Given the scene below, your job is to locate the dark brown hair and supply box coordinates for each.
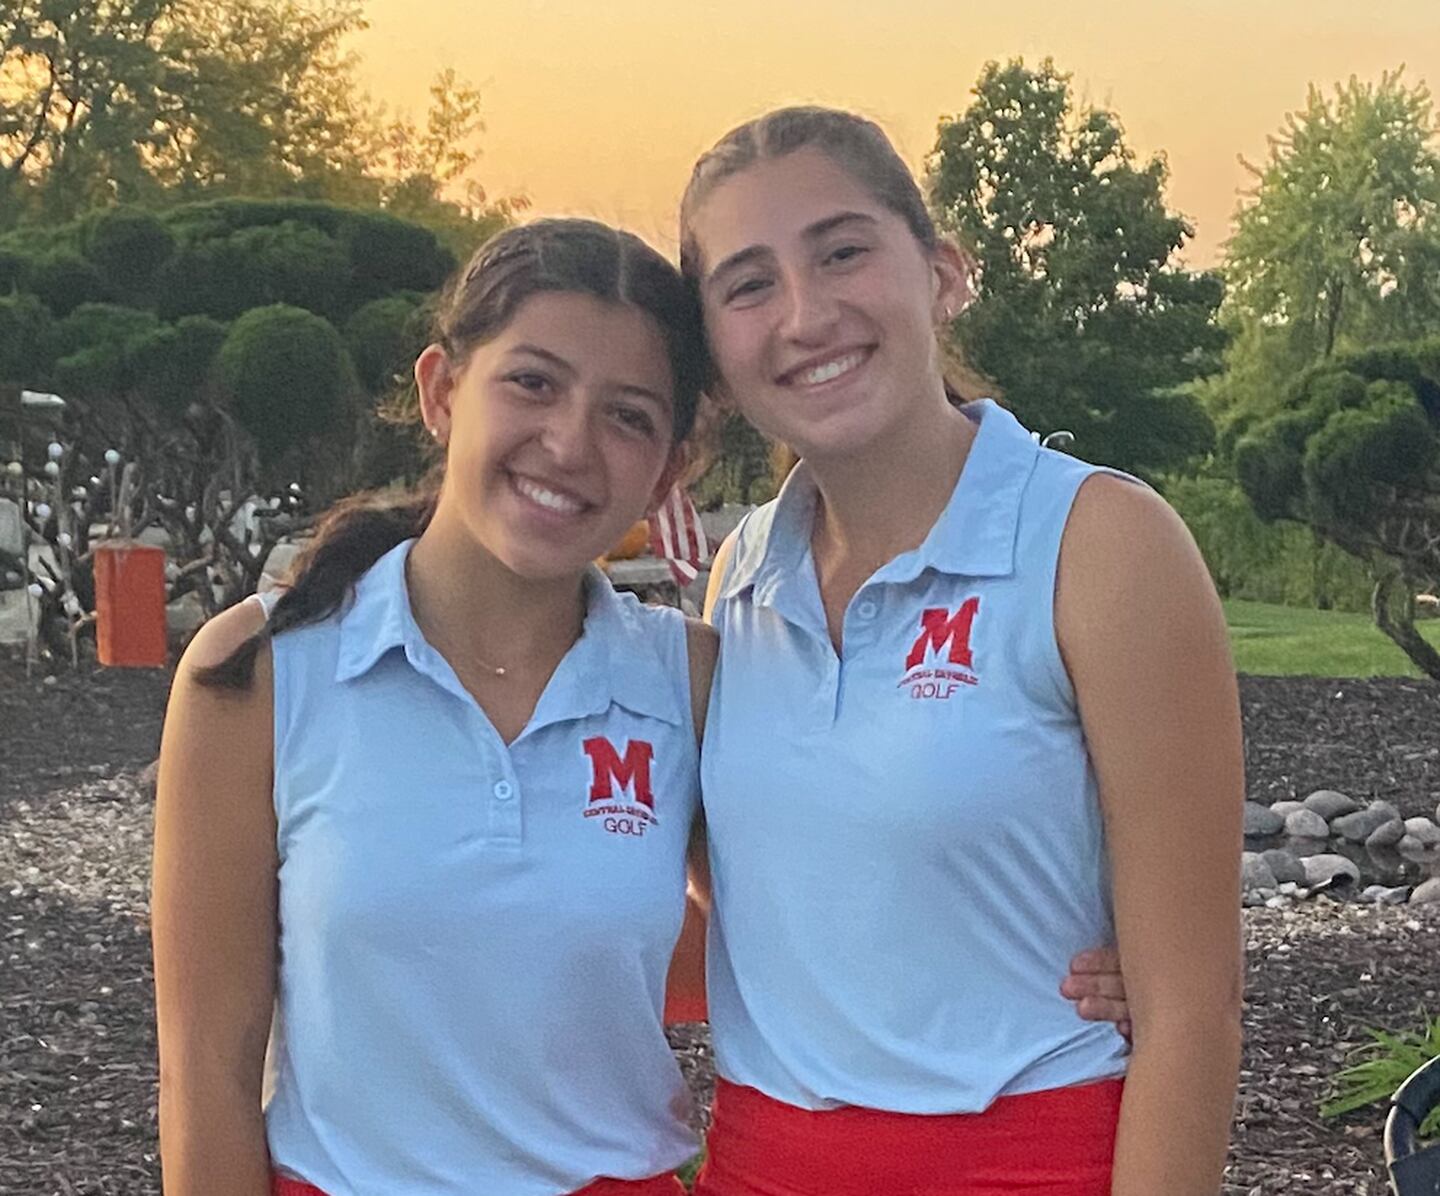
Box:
[678,105,993,406]
[197,218,708,688]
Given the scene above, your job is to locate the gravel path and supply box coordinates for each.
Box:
[3,658,1439,1194]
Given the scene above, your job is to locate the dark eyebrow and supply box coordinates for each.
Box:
[805,211,879,240]
[507,344,670,409]
[705,245,771,289]
[507,344,576,375]
[615,381,671,409]
[705,211,880,288]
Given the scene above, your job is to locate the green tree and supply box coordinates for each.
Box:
[22,249,106,316]
[0,0,379,225]
[0,292,54,381]
[0,0,171,223]
[928,58,1224,478]
[129,314,228,414]
[80,206,177,302]
[1233,339,1440,677]
[1223,70,1440,415]
[1,3,518,254]
[0,196,454,653]
[217,303,354,468]
[373,69,521,257]
[690,410,780,509]
[344,294,428,396]
[148,0,376,201]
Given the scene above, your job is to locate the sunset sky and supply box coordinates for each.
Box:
[351,0,1440,267]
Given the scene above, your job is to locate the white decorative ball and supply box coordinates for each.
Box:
[47,442,64,460]
[104,449,121,466]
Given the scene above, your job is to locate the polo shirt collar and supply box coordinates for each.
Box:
[719,398,1039,605]
[335,539,684,728]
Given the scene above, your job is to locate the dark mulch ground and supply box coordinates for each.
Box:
[2,655,1438,1195]
[0,655,169,804]
[1240,675,1440,818]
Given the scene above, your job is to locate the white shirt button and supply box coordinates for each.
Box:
[857,600,878,619]
[493,780,514,801]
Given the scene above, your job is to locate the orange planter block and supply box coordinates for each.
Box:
[94,542,168,668]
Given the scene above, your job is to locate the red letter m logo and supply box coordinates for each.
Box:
[582,738,655,809]
[904,599,981,671]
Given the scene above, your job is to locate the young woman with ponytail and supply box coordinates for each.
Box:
[683,107,1243,1195]
[152,219,713,1196]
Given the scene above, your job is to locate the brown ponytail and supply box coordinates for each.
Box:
[192,487,439,689]
[195,218,708,689]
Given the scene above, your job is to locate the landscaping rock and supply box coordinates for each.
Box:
[1369,800,1402,824]
[1261,849,1307,886]
[1243,802,1285,837]
[1332,806,1397,843]
[1365,818,1407,850]
[1302,789,1359,820]
[1269,800,1306,819]
[1300,853,1361,887]
[165,590,206,638]
[1399,834,1427,855]
[1410,877,1440,905]
[0,498,21,558]
[1403,817,1440,847]
[1242,852,1278,893]
[1361,884,1412,905]
[1284,808,1330,838]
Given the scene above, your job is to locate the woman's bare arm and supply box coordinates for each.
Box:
[152,604,279,1195]
[1058,475,1244,1195]
[664,617,718,1025]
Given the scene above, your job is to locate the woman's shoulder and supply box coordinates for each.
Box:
[1064,472,1186,562]
[178,598,270,677]
[1057,473,1217,644]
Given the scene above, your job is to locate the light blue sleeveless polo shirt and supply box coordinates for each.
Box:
[263,540,699,1194]
[700,399,1131,1114]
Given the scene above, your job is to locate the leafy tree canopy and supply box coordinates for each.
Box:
[928,58,1225,477]
[1234,337,1440,676]
[217,302,354,465]
[0,1,516,249]
[1217,70,1440,421]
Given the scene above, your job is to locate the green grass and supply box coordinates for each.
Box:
[1224,599,1440,678]
[677,1152,703,1186]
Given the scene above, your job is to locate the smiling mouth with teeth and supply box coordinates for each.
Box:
[789,350,869,387]
[511,473,590,516]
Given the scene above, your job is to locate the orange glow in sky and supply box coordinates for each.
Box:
[351,0,1440,267]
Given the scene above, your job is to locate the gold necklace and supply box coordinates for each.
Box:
[466,652,507,679]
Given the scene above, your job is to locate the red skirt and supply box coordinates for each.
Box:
[273,1172,685,1196]
[692,1076,1123,1196]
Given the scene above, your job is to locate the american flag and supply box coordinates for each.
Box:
[648,485,709,587]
